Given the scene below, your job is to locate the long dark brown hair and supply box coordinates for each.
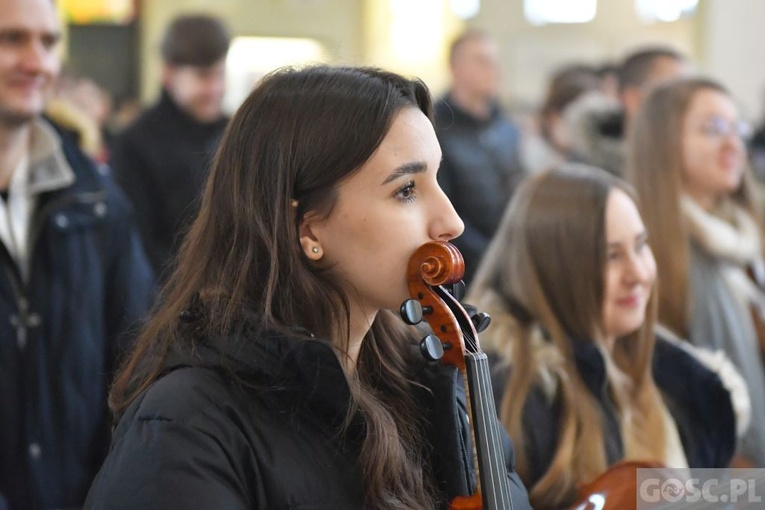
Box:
[468,164,665,509]
[111,66,439,509]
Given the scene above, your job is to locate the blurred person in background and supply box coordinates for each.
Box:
[0,0,154,508]
[619,47,691,125]
[467,164,745,509]
[596,62,620,101]
[434,30,526,286]
[46,67,113,165]
[746,85,765,182]
[112,14,230,282]
[627,77,765,467]
[563,46,691,175]
[523,63,601,173]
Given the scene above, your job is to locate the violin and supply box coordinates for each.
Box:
[569,460,664,510]
[401,241,515,510]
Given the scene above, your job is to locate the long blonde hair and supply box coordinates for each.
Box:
[468,164,666,509]
[626,77,763,336]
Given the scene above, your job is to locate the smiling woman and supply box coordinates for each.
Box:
[83,65,532,510]
[627,77,765,468]
[466,163,741,509]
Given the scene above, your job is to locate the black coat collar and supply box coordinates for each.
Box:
[164,327,358,434]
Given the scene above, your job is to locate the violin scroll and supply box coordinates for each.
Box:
[404,242,471,368]
[409,242,465,288]
[403,241,515,510]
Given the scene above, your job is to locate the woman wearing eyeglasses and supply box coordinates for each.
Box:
[627,77,765,466]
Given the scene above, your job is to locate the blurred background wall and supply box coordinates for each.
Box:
[58,0,765,122]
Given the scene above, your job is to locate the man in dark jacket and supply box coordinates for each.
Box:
[435,31,525,286]
[0,0,154,509]
[111,14,230,280]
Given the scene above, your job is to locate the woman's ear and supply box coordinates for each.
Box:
[299,215,324,260]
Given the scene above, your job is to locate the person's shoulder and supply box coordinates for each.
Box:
[109,366,271,454]
[653,326,745,450]
[488,104,521,133]
[129,367,237,424]
[88,368,257,509]
[652,327,732,405]
[115,100,166,145]
[653,327,724,385]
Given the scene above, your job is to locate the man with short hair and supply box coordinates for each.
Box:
[435,30,525,286]
[112,14,231,281]
[0,0,154,508]
[618,46,691,128]
[563,45,691,175]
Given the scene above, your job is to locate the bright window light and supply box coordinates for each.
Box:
[524,0,597,26]
[224,37,327,114]
[449,0,480,19]
[389,0,444,65]
[635,0,698,23]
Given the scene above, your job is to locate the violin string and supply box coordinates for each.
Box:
[471,354,513,509]
[433,282,513,508]
[482,355,514,509]
[474,355,499,509]
[476,354,514,509]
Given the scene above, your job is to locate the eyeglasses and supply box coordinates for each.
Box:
[697,115,752,140]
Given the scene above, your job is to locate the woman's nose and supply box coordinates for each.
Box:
[625,253,654,285]
[431,188,464,242]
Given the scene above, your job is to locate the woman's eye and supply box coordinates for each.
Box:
[394,181,417,203]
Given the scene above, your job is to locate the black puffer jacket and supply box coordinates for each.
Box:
[85,328,532,509]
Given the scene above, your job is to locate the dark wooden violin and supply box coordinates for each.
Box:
[569,460,665,510]
[400,241,515,510]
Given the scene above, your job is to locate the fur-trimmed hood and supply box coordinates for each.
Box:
[563,91,626,175]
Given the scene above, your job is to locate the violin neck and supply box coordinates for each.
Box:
[465,352,515,510]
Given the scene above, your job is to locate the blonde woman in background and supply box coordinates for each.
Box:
[467,164,744,509]
[627,77,765,467]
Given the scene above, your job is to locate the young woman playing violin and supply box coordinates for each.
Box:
[467,164,747,509]
[84,66,532,509]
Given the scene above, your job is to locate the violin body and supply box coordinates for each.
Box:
[569,460,665,510]
[405,241,515,510]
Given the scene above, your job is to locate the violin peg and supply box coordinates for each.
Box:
[447,280,466,301]
[471,312,491,333]
[419,334,444,361]
[399,299,424,325]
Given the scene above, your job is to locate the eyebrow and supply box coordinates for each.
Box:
[0,28,62,42]
[381,161,427,185]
